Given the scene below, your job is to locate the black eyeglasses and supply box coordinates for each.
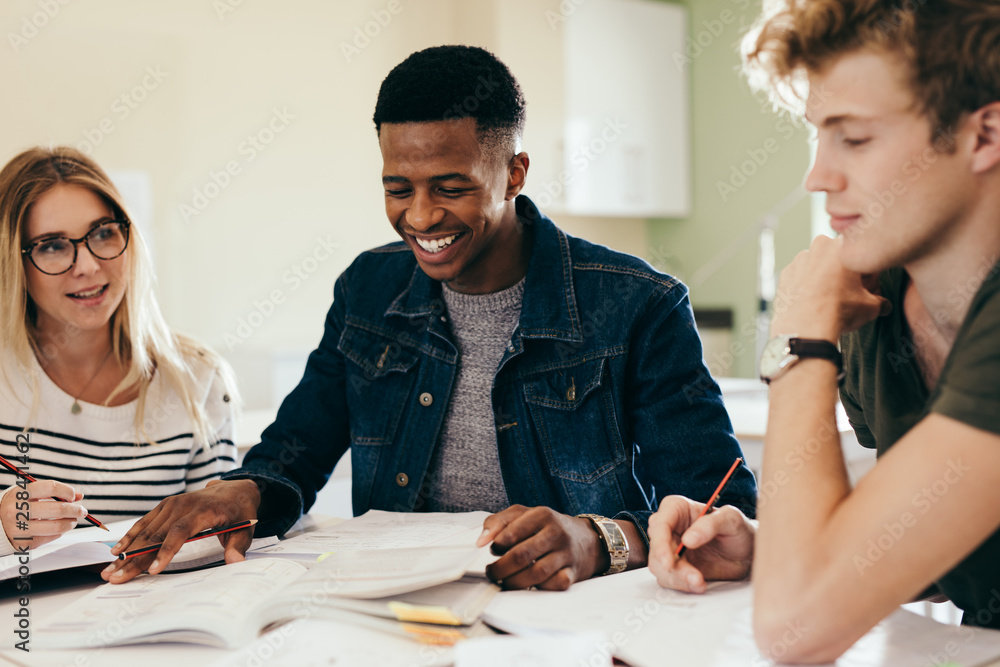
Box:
[21,220,131,276]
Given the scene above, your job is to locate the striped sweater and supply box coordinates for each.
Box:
[0,353,237,555]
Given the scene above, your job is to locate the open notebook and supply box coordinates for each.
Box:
[484,570,1000,667]
[34,547,497,649]
[0,518,279,580]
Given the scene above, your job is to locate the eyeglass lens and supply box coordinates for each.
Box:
[29,221,129,275]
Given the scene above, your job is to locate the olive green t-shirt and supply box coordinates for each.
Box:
[840,262,1000,628]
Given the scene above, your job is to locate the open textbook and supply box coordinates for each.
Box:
[34,547,495,649]
[1,508,492,581]
[34,511,500,649]
[0,519,279,580]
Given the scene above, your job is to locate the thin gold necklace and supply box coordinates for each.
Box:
[67,348,115,415]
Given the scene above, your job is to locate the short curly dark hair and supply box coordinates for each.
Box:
[373,45,527,163]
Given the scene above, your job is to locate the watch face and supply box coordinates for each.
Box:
[759,335,794,380]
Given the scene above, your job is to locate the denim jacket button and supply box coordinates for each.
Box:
[507,343,515,353]
[419,392,433,407]
[396,472,409,487]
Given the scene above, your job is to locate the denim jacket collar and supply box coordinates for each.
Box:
[384,195,584,343]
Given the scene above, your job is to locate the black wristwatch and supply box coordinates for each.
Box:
[759,335,844,384]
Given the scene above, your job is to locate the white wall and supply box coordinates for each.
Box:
[2,0,650,407]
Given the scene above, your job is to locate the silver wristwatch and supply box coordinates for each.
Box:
[759,334,844,385]
[577,514,629,575]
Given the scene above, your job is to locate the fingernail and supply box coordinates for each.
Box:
[687,574,700,589]
[476,529,490,547]
[150,559,160,572]
[113,541,123,551]
[102,563,115,574]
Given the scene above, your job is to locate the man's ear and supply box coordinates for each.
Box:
[970,102,1000,175]
[505,152,530,200]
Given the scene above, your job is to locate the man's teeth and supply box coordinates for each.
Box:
[70,286,105,298]
[416,234,460,253]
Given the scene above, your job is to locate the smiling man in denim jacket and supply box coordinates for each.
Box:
[105,45,756,589]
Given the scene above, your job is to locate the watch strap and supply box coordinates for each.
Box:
[788,338,844,379]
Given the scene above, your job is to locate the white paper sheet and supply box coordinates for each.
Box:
[249,509,489,558]
[455,633,613,667]
[483,568,1000,667]
[208,618,452,667]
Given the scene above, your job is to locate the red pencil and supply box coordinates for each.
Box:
[675,457,744,558]
[118,519,258,560]
[0,452,108,531]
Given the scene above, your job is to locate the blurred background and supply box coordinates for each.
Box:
[2,0,822,410]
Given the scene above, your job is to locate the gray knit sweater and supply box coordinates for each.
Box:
[423,278,525,512]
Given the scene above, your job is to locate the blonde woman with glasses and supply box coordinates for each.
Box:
[0,146,239,554]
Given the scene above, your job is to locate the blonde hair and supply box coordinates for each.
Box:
[742,0,1000,137]
[0,146,239,446]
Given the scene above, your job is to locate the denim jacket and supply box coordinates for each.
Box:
[227,196,757,542]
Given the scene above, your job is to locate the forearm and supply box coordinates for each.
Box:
[755,360,850,608]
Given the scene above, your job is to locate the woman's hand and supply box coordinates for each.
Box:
[0,480,87,549]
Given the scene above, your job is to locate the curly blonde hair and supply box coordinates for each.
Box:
[743,0,1000,138]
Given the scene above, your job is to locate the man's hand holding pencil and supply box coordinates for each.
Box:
[647,495,757,594]
[101,478,261,583]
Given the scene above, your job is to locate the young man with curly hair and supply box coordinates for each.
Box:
[648,0,1000,662]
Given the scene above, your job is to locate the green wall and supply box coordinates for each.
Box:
[648,0,813,378]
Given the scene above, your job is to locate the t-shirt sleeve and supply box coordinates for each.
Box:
[930,280,1000,436]
[839,332,877,449]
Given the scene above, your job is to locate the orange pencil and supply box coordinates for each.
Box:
[0,452,108,531]
[675,457,743,558]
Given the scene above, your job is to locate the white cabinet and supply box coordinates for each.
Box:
[562,0,690,217]
[466,0,690,218]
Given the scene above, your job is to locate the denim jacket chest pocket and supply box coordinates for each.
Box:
[522,355,626,482]
[338,322,420,446]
